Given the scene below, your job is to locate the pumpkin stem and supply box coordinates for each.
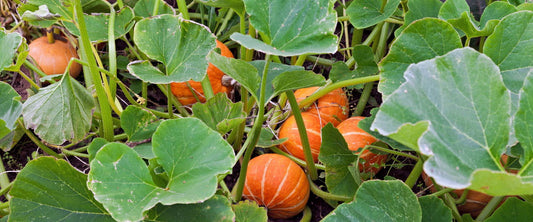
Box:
[46,27,55,44]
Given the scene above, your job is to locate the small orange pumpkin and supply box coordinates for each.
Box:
[170,40,233,106]
[294,87,349,126]
[336,116,388,174]
[243,154,310,219]
[28,36,81,78]
[278,112,326,162]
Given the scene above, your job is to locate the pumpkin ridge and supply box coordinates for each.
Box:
[268,169,307,209]
[260,157,274,205]
[266,160,292,207]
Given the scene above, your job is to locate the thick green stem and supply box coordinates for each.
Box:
[308,175,353,202]
[352,82,374,117]
[177,0,190,20]
[305,55,334,66]
[444,193,464,222]
[23,59,48,79]
[152,0,160,16]
[375,22,391,60]
[286,91,318,180]
[233,55,271,202]
[367,145,419,161]
[17,70,40,89]
[61,149,90,158]
[404,158,423,188]
[157,84,190,116]
[294,54,308,66]
[0,159,11,199]
[74,0,114,141]
[300,206,312,222]
[476,196,505,221]
[428,188,454,197]
[362,23,383,46]
[299,75,380,109]
[107,6,118,98]
[17,119,62,158]
[167,84,174,118]
[270,146,326,171]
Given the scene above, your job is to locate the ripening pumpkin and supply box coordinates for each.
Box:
[170,40,233,106]
[28,36,82,78]
[278,112,326,162]
[243,154,310,219]
[336,116,388,174]
[294,87,349,126]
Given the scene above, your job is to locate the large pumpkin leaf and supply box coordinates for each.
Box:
[192,93,246,134]
[127,15,216,84]
[0,29,27,72]
[230,0,337,56]
[371,48,516,194]
[232,200,268,222]
[394,0,443,36]
[515,71,533,179]
[145,195,235,222]
[197,0,244,16]
[419,196,453,222]
[22,75,95,145]
[63,6,135,42]
[318,124,359,198]
[378,18,462,98]
[0,82,22,140]
[479,1,517,29]
[250,60,306,103]
[484,11,533,94]
[88,118,234,221]
[134,0,175,17]
[346,0,401,29]
[120,105,161,142]
[485,197,533,222]
[9,157,114,221]
[322,180,421,221]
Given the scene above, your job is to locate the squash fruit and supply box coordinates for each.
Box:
[28,36,81,78]
[170,40,233,106]
[294,87,349,126]
[277,112,326,162]
[243,154,310,219]
[336,116,388,174]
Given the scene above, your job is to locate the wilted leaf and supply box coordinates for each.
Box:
[22,75,95,145]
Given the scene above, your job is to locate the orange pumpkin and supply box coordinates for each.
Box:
[170,40,233,105]
[243,154,310,219]
[336,116,388,174]
[278,112,326,162]
[28,36,81,78]
[294,87,349,126]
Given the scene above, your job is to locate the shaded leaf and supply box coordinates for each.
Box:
[0,82,22,139]
[272,70,325,95]
[10,157,114,221]
[0,29,26,72]
[233,200,268,222]
[88,118,234,221]
[192,93,246,134]
[134,0,175,17]
[22,75,95,145]
[378,18,462,98]
[21,5,60,28]
[63,6,135,42]
[128,15,216,84]
[322,180,421,221]
[485,197,533,222]
[197,0,244,16]
[145,195,234,222]
[395,0,443,36]
[250,60,304,104]
[318,124,359,198]
[87,137,109,163]
[330,45,377,89]
[372,48,513,193]
[358,108,413,151]
[121,105,160,142]
[480,1,517,28]
[347,0,401,29]
[256,128,286,148]
[419,196,453,222]
[231,0,337,56]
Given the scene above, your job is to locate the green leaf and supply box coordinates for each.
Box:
[22,75,95,145]
[21,5,60,28]
[63,6,135,42]
[0,82,22,139]
[485,197,533,222]
[447,11,498,38]
[250,60,305,103]
[484,11,533,94]
[322,180,421,221]
[87,137,109,162]
[358,108,413,151]
[515,71,533,163]
[207,51,260,101]
[256,128,286,148]
[134,0,175,17]
[330,45,378,89]
[272,70,326,96]
[372,48,511,192]
[192,93,246,134]
[439,0,470,21]
[419,196,453,222]
[480,1,517,29]
[0,29,25,72]
[127,15,216,84]
[9,157,114,221]
[88,118,235,221]
[233,200,268,222]
[346,0,401,29]
[197,0,244,16]
[145,195,235,222]
[318,124,359,198]
[395,0,442,36]
[19,0,75,21]
[378,18,462,98]
[468,169,533,195]
[231,0,337,56]
[121,106,161,142]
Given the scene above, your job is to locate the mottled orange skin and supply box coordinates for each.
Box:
[28,36,81,78]
[294,87,349,126]
[336,116,388,174]
[243,154,310,219]
[278,112,326,162]
[170,40,233,105]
